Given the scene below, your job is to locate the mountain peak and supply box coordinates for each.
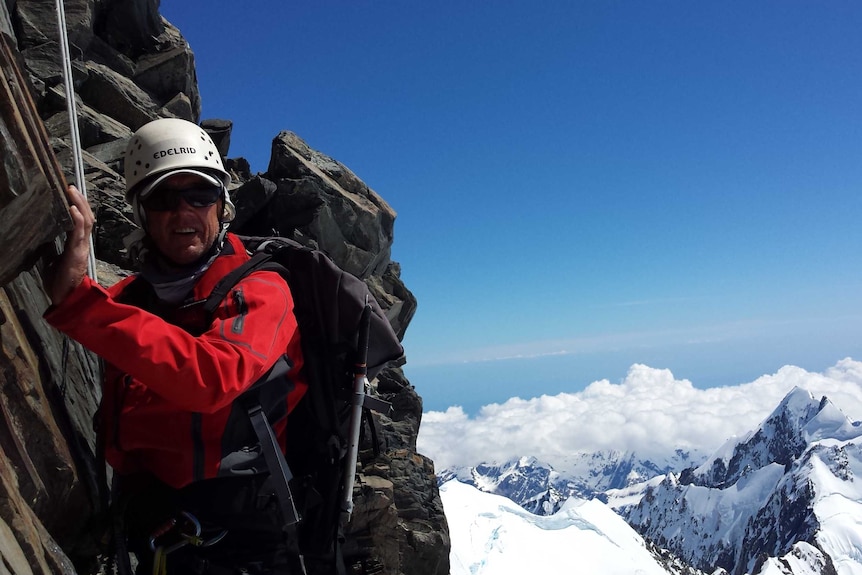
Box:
[776,386,823,424]
[687,387,861,489]
[620,387,862,575]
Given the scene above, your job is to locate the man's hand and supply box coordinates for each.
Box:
[48,185,95,305]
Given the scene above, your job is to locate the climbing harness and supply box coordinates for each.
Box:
[148,511,228,575]
[54,0,97,282]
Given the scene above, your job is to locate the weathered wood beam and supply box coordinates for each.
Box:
[0,32,71,288]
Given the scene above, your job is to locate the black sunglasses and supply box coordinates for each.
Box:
[142,185,222,212]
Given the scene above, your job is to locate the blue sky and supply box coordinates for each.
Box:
[162,2,862,414]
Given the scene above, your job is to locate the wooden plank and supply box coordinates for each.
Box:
[0,32,72,288]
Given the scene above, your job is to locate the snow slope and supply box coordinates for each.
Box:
[441,479,673,575]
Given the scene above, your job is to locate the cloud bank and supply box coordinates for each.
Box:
[417,358,862,472]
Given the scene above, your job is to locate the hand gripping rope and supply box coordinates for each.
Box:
[54,0,97,282]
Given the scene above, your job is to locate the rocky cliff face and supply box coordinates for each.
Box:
[0,1,448,573]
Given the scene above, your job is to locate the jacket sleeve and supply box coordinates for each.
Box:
[44,271,299,413]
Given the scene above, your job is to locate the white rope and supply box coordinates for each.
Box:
[55,0,97,282]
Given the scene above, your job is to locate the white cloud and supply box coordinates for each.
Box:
[417,358,862,472]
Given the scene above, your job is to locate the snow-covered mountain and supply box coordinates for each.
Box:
[439,386,862,574]
[611,386,862,575]
[439,449,702,514]
[441,479,701,575]
[438,456,572,515]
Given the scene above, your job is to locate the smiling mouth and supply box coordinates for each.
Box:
[174,227,197,234]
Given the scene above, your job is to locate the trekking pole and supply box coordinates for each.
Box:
[342,303,372,522]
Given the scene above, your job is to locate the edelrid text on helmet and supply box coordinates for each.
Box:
[153,146,197,158]
[124,118,231,198]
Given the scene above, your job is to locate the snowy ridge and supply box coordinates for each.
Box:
[441,479,685,575]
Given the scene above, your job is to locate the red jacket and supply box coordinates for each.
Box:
[45,233,307,488]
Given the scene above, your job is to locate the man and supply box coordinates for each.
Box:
[45,118,308,574]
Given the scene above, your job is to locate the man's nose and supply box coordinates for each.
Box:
[174,197,198,212]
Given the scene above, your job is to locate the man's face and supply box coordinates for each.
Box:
[143,173,223,266]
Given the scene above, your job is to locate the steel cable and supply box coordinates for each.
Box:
[55,0,97,282]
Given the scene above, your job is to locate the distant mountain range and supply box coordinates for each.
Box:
[441,386,862,574]
[438,447,704,514]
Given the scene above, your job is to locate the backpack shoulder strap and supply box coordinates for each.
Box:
[201,237,294,316]
[201,237,308,538]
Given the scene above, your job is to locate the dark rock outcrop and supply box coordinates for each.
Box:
[0,1,446,573]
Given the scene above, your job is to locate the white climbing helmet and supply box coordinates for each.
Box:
[124,118,235,224]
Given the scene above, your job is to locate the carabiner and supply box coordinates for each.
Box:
[148,511,202,553]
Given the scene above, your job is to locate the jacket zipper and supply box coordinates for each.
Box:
[231,287,247,334]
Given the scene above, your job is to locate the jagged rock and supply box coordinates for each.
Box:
[52,145,133,268]
[78,60,162,130]
[365,263,416,341]
[159,91,194,121]
[13,0,94,52]
[232,173,322,238]
[43,95,131,149]
[132,20,201,121]
[85,136,127,173]
[201,118,232,157]
[267,131,397,278]
[230,175,279,230]
[224,156,252,184]
[85,34,136,78]
[0,1,447,574]
[94,0,162,58]
[0,2,13,41]
[377,368,423,430]
[21,41,87,88]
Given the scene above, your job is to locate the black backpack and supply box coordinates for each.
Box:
[202,235,405,573]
